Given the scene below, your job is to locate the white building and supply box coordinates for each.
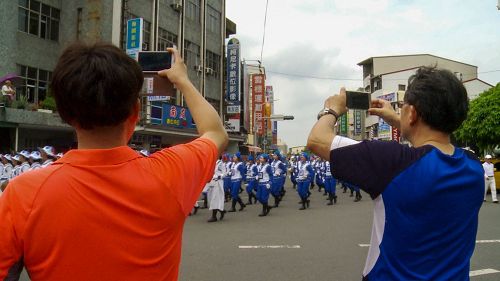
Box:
[358,54,492,140]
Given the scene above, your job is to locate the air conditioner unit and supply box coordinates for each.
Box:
[170,1,182,12]
[205,67,214,75]
[194,65,203,72]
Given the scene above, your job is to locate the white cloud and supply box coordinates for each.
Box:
[227,0,500,148]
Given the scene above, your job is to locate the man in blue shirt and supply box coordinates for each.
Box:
[308,67,484,281]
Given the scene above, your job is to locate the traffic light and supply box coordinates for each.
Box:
[283,115,294,120]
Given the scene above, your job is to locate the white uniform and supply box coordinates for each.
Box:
[42,159,53,168]
[1,163,13,182]
[207,160,225,211]
[483,162,497,202]
[30,162,42,171]
[19,162,31,175]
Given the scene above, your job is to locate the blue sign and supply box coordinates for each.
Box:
[161,104,196,129]
[354,110,362,135]
[126,18,143,59]
[226,38,240,104]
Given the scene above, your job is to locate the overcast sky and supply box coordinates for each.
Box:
[226,0,500,148]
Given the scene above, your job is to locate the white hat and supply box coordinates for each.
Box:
[29,151,42,160]
[3,154,12,161]
[56,152,64,158]
[139,149,150,157]
[19,150,31,159]
[39,146,55,157]
[12,155,20,161]
[485,155,492,159]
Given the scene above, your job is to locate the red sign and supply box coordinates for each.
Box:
[392,127,400,142]
[252,74,265,136]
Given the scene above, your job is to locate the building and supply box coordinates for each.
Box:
[0,0,244,153]
[463,78,494,100]
[357,54,490,141]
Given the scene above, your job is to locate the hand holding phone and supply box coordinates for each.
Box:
[346,91,370,110]
[137,51,173,72]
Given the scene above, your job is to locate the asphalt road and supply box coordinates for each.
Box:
[17,183,500,280]
[179,184,500,281]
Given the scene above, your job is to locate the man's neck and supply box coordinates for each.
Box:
[76,126,128,149]
[409,125,454,155]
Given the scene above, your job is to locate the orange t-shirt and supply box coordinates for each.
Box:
[0,138,217,281]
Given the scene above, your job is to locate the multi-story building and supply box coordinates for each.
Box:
[0,0,244,152]
[356,54,492,141]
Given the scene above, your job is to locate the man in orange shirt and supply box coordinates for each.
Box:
[0,43,228,280]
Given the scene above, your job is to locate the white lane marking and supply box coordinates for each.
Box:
[238,245,301,249]
[476,239,500,243]
[469,268,500,277]
[359,240,500,247]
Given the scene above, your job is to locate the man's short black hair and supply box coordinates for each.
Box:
[51,42,144,129]
[405,66,468,134]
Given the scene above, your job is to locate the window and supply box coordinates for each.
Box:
[184,40,200,68]
[121,12,151,51]
[17,64,52,104]
[398,84,406,91]
[158,28,177,51]
[18,0,60,41]
[205,50,220,78]
[142,20,151,51]
[186,0,200,23]
[206,5,221,33]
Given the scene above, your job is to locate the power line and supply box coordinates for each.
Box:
[266,69,500,81]
[260,0,269,64]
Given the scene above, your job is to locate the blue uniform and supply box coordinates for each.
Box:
[323,161,336,195]
[256,163,273,204]
[230,162,246,199]
[246,163,258,194]
[271,159,286,198]
[297,161,313,200]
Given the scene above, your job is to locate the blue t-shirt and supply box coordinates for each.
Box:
[330,140,484,281]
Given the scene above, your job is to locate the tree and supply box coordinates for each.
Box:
[454,83,500,153]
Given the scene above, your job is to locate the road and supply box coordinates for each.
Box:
[179,184,500,281]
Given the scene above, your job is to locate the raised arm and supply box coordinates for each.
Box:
[159,48,228,154]
[307,88,348,160]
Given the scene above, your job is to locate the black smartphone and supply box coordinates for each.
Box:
[346,91,370,110]
[137,51,173,72]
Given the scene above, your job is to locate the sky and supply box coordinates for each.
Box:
[226,0,500,148]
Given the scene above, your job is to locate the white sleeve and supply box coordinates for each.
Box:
[330,136,360,151]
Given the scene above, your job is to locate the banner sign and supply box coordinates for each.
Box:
[161,104,195,129]
[377,92,395,139]
[392,127,400,142]
[225,116,240,132]
[227,105,241,114]
[126,18,143,60]
[252,74,265,136]
[272,121,278,145]
[339,115,348,135]
[226,39,241,103]
[354,110,362,136]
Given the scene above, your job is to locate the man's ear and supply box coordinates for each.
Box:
[128,99,140,124]
[408,105,419,126]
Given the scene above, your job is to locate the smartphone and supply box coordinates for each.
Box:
[346,91,370,110]
[137,51,172,73]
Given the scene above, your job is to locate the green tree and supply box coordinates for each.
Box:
[455,83,500,153]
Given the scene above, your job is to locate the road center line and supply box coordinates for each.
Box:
[238,245,301,249]
[475,239,500,243]
[469,268,500,277]
[359,240,500,248]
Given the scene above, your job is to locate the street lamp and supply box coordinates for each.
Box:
[256,114,295,152]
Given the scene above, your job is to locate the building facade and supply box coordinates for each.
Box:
[357,54,489,141]
[0,0,243,153]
